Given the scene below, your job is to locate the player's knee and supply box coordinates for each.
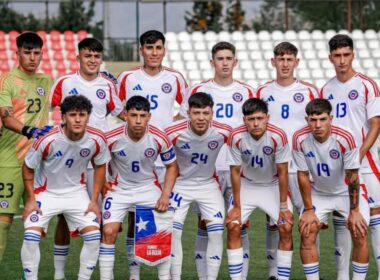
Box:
[279,225,293,243]
[227,222,241,238]
[352,233,368,248]
[102,225,118,244]
[301,225,318,246]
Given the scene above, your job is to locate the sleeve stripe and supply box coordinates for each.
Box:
[267,123,287,145]
[164,66,188,87]
[175,77,183,104]
[292,126,311,150]
[358,73,380,97]
[33,128,59,150]
[255,82,271,99]
[331,126,356,150]
[87,127,107,143]
[228,125,247,146]
[211,120,232,132]
[105,126,124,139]
[149,125,171,147]
[299,80,319,95]
[118,72,133,101]
[50,77,69,107]
[164,121,188,135]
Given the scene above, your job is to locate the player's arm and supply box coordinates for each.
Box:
[155,160,179,212]
[359,116,380,162]
[297,170,319,236]
[277,162,293,224]
[21,162,41,220]
[346,168,367,238]
[226,165,242,225]
[85,162,106,222]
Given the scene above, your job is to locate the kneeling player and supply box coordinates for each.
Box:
[165,92,231,280]
[21,95,109,280]
[226,98,294,280]
[99,96,178,280]
[293,99,370,280]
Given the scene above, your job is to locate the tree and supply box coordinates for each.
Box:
[185,1,223,33]
[50,0,103,38]
[0,2,43,32]
[225,0,250,32]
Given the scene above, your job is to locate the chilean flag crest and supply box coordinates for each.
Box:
[134,206,174,266]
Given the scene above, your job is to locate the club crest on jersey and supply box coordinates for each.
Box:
[329,149,340,159]
[0,200,9,209]
[293,93,304,103]
[161,83,172,93]
[30,214,39,222]
[96,89,106,99]
[36,86,45,96]
[233,92,243,102]
[263,146,274,155]
[208,141,219,150]
[103,211,111,219]
[80,148,91,157]
[145,148,156,158]
[348,90,359,100]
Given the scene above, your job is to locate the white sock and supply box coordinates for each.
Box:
[157,259,171,280]
[195,228,208,279]
[333,216,351,280]
[241,228,250,279]
[303,262,319,280]
[352,261,368,280]
[54,244,69,280]
[78,230,101,280]
[21,230,41,280]
[171,223,184,280]
[99,243,115,280]
[227,248,243,280]
[277,249,293,280]
[370,214,380,275]
[206,222,224,279]
[266,223,279,278]
[126,236,140,280]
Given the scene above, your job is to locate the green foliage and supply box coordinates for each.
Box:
[0,2,44,32]
[225,0,250,32]
[185,1,223,33]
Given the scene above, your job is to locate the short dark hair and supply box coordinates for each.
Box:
[126,96,150,112]
[139,30,165,46]
[78,37,103,53]
[273,42,298,57]
[305,99,332,116]
[211,41,236,58]
[188,92,214,109]
[329,34,354,52]
[16,32,43,49]
[242,98,268,116]
[60,95,93,114]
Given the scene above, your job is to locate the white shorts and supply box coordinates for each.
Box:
[301,193,370,225]
[228,183,283,225]
[24,189,99,233]
[288,172,303,212]
[362,173,380,208]
[170,182,225,224]
[102,184,161,225]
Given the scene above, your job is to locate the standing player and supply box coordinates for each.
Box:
[0,32,53,263]
[321,34,380,279]
[49,37,124,280]
[165,93,231,280]
[255,42,318,279]
[179,41,254,279]
[117,30,188,276]
[21,95,109,280]
[226,98,294,280]
[99,96,178,280]
[293,99,369,280]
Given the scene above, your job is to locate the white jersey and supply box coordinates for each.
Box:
[105,123,176,190]
[165,119,231,186]
[50,72,123,132]
[117,66,188,129]
[292,125,360,196]
[24,125,110,195]
[256,80,318,173]
[227,123,291,187]
[180,79,254,171]
[320,73,380,174]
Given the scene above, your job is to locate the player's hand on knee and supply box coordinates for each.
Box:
[85,201,101,223]
[102,182,114,198]
[155,194,169,212]
[299,209,319,238]
[278,209,294,225]
[347,209,368,238]
[226,206,241,226]
[23,199,42,221]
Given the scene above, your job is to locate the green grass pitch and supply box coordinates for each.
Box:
[1,210,377,279]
